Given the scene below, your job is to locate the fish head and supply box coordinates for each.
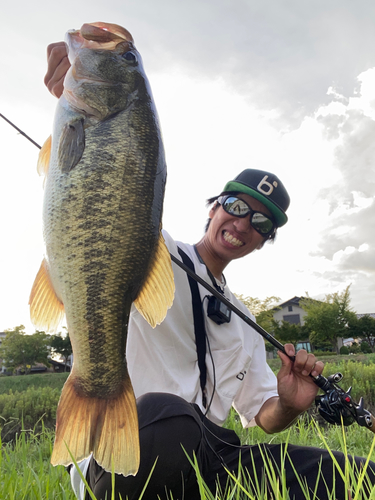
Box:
[63,22,149,120]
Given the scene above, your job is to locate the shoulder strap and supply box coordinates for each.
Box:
[177,247,207,408]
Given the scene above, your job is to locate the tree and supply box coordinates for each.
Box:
[235,295,281,317]
[349,342,361,354]
[0,326,51,374]
[235,295,280,332]
[272,320,309,347]
[50,328,73,370]
[360,341,372,354]
[301,286,357,354]
[348,315,375,352]
[235,295,281,351]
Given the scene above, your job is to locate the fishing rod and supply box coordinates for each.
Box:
[170,253,375,432]
[0,113,42,149]
[4,111,374,433]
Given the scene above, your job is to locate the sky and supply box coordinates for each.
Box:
[1,0,375,334]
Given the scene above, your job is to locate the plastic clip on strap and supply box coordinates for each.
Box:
[177,247,207,409]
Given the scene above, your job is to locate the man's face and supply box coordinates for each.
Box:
[205,193,273,264]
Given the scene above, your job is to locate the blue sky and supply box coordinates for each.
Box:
[1,0,375,333]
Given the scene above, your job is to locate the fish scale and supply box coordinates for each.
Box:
[29,22,175,476]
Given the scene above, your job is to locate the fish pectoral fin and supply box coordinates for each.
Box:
[58,118,85,173]
[29,259,65,332]
[134,232,175,328]
[37,136,52,177]
[51,374,140,477]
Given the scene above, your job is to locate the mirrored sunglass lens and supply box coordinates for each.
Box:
[251,213,274,234]
[222,197,250,216]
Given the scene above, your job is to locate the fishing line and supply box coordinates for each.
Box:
[0,113,42,149]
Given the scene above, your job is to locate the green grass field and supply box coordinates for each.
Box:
[0,372,69,395]
[1,356,375,499]
[2,414,375,499]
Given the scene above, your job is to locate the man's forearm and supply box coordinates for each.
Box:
[254,396,302,434]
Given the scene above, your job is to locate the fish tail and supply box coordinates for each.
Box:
[51,373,140,476]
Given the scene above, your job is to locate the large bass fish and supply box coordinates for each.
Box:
[29,22,174,477]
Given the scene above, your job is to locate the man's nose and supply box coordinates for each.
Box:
[233,216,251,232]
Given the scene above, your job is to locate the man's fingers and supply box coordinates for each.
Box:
[294,350,324,377]
[48,76,66,99]
[44,42,70,98]
[46,42,66,59]
[311,360,324,377]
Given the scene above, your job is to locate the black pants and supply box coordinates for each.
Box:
[84,393,375,500]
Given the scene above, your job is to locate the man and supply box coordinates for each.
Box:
[45,44,375,500]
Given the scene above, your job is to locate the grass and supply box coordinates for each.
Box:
[266,352,375,374]
[225,410,375,462]
[0,372,69,395]
[0,425,75,499]
[2,357,375,499]
[1,415,375,499]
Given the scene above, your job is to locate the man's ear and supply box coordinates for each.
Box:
[256,240,266,250]
[208,201,219,219]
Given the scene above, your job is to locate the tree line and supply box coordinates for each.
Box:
[236,285,375,354]
[0,326,72,375]
[1,285,373,374]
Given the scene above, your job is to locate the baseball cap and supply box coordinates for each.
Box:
[222,169,290,227]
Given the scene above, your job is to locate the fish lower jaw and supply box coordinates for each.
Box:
[223,231,244,247]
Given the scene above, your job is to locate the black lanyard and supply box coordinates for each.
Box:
[177,247,207,408]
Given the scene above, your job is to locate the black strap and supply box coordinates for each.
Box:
[177,247,207,408]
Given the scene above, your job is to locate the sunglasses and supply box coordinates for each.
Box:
[217,195,276,236]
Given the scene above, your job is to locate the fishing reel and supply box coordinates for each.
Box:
[314,372,374,430]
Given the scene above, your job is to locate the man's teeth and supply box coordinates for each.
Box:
[223,231,244,247]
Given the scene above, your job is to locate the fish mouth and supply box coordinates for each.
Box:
[223,230,244,248]
[80,22,134,43]
[65,22,134,64]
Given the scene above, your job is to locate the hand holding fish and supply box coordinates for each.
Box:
[44,42,70,98]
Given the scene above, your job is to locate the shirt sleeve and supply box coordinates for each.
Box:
[70,455,92,500]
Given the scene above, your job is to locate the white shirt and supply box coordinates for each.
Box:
[127,230,278,427]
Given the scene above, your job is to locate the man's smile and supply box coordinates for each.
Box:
[223,230,244,247]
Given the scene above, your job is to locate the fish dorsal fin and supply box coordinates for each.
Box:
[37,136,52,177]
[134,233,175,327]
[58,119,85,173]
[29,259,65,332]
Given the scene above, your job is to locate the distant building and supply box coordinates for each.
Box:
[272,296,307,326]
[357,313,375,320]
[271,297,375,353]
[272,297,313,352]
[48,354,72,372]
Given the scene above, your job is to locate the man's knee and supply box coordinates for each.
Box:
[136,392,203,430]
[86,403,204,500]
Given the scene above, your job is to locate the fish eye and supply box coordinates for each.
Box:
[122,51,137,63]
